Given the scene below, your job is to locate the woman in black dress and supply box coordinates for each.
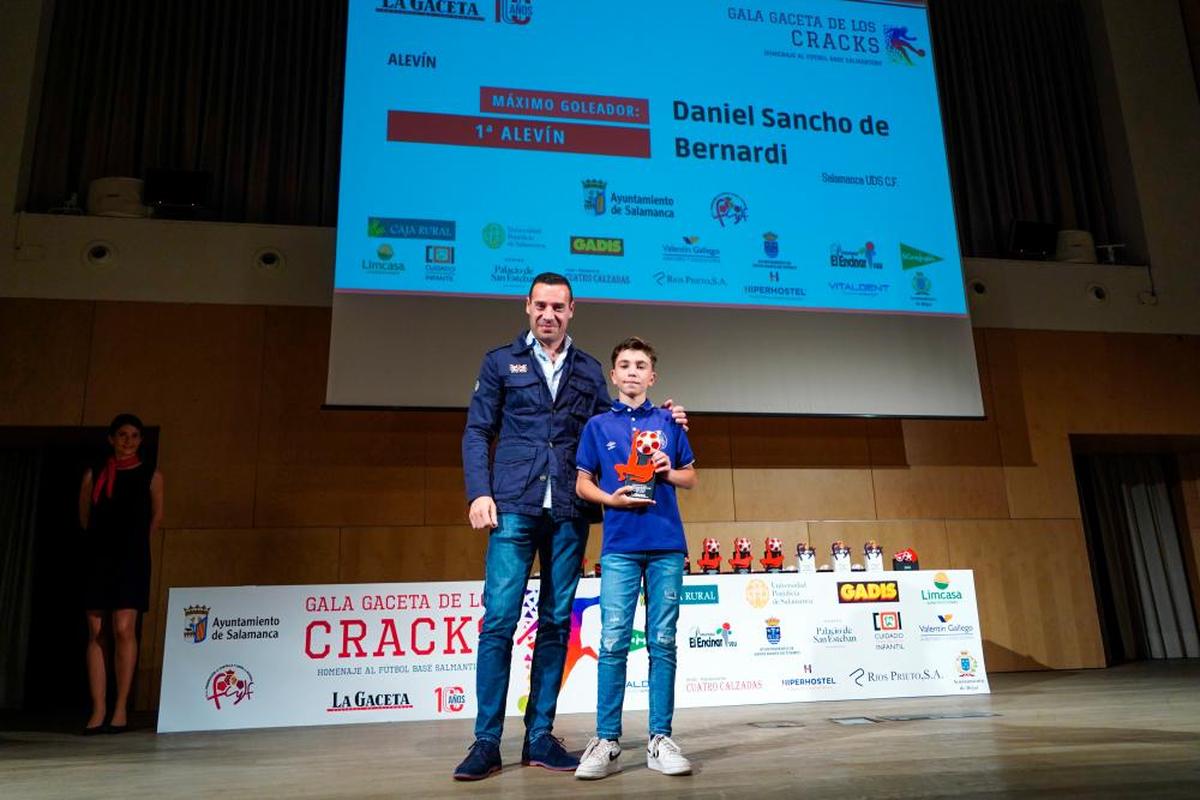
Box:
[78,413,164,733]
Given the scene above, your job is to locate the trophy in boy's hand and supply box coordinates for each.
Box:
[614,428,662,502]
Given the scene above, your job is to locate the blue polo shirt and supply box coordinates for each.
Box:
[575,399,695,555]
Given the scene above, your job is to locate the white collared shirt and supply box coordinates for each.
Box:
[526,330,572,508]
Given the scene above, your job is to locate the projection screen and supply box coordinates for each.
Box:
[326,0,983,417]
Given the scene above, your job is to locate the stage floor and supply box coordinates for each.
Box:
[2,662,1198,799]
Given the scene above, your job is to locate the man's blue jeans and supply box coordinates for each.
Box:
[595,551,684,741]
[474,512,588,744]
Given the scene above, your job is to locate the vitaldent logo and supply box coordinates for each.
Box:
[921,572,964,603]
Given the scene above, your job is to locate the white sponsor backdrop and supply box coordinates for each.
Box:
[158,570,988,733]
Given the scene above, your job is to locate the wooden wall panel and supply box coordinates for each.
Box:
[0,298,92,425]
[983,329,1033,468]
[733,467,876,520]
[255,307,426,527]
[424,410,470,526]
[82,303,266,528]
[11,299,1200,703]
[339,526,485,583]
[1004,432,1084,519]
[945,519,1104,671]
[873,466,1009,519]
[1099,333,1200,433]
[160,528,341,589]
[729,417,869,467]
[901,330,1002,467]
[679,467,735,521]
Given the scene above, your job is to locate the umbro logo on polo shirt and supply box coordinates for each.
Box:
[509,363,528,373]
[606,441,617,451]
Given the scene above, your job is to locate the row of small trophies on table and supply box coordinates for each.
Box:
[584,540,921,578]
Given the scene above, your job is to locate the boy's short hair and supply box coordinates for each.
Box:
[528,272,573,302]
[610,336,657,367]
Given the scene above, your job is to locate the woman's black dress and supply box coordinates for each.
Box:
[82,463,153,612]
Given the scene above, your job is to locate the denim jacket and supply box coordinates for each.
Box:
[462,331,611,522]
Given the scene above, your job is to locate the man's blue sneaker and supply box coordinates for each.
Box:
[522,733,580,771]
[453,739,502,781]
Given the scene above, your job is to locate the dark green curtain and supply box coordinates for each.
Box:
[929,0,1121,256]
[0,450,42,709]
[26,0,346,225]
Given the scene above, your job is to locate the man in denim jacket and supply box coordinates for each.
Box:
[455,272,685,780]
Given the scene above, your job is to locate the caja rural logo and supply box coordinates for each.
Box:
[837,580,899,603]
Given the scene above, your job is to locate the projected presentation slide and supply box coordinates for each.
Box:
[334,0,966,317]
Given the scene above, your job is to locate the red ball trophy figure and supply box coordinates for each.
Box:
[697,537,722,574]
[614,428,663,501]
[760,537,785,572]
[831,539,853,573]
[892,546,920,571]
[729,536,754,574]
[864,539,884,573]
[795,541,817,573]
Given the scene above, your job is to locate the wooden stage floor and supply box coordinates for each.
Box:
[2,662,1198,799]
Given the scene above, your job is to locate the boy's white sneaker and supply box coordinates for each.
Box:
[646,734,692,775]
[574,737,621,780]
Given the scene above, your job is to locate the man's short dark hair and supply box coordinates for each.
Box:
[528,272,573,302]
[611,336,657,367]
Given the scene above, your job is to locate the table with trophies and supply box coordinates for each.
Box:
[158,539,988,733]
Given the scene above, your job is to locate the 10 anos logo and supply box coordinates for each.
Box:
[435,685,466,713]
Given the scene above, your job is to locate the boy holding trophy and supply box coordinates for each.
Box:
[573,337,697,779]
